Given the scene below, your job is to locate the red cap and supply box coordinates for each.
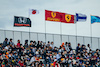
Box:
[76,57,79,59]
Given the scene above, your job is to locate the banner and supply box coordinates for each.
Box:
[45,10,74,23]
[14,16,31,27]
[45,10,62,22]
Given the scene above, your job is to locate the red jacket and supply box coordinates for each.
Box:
[17,43,20,48]
[53,62,59,67]
[18,61,24,66]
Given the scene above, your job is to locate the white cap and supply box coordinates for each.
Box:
[53,56,56,58]
[54,59,57,61]
[36,51,39,54]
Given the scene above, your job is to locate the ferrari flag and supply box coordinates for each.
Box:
[60,13,74,23]
[45,10,74,23]
[14,16,31,27]
[45,10,62,22]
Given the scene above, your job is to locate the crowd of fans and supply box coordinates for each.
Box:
[0,38,100,67]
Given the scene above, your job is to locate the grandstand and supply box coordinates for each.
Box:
[0,30,100,67]
[0,0,100,67]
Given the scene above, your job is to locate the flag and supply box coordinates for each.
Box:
[76,13,87,22]
[45,10,74,23]
[45,10,62,22]
[91,15,100,24]
[29,9,39,15]
[60,13,74,23]
[14,16,31,27]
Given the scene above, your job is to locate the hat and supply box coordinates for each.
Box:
[40,56,42,59]
[62,42,64,45]
[10,38,13,40]
[36,52,39,54]
[76,57,80,59]
[53,56,56,59]
[25,55,29,57]
[6,52,9,55]
[51,63,54,66]
[54,59,57,62]
[61,58,64,61]
[70,57,73,59]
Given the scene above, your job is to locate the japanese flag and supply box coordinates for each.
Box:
[29,9,39,15]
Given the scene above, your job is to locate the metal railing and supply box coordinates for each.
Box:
[0,29,100,50]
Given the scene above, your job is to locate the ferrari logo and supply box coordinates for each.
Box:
[51,12,56,18]
[65,14,71,22]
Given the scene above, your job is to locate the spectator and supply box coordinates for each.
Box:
[0,38,100,67]
[17,40,20,48]
[64,42,70,52]
[56,52,61,61]
[68,42,72,51]
[9,38,14,46]
[87,44,91,53]
[50,41,54,49]
[76,43,80,54]
[3,38,8,47]
[61,42,64,47]
[18,59,24,66]
[47,41,50,48]
[24,40,28,48]
[4,44,10,51]
[53,59,59,67]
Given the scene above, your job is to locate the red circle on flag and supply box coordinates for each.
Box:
[32,10,36,14]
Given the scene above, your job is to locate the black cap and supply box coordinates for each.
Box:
[10,38,13,40]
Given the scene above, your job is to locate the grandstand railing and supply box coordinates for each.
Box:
[0,29,100,50]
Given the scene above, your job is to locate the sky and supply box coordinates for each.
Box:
[0,0,100,37]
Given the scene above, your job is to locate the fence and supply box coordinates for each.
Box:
[0,29,100,50]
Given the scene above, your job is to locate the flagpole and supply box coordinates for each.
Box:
[60,22,62,44]
[75,15,77,46]
[75,22,77,46]
[45,21,46,43]
[45,10,46,43]
[28,10,31,44]
[76,22,77,45]
[90,23,92,49]
[98,38,99,49]
[90,15,92,49]
[13,16,14,43]
[29,26,30,44]
[13,28,14,44]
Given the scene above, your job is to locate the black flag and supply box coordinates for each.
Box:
[14,16,31,27]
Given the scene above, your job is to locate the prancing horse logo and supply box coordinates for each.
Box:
[65,14,71,22]
[51,12,56,18]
